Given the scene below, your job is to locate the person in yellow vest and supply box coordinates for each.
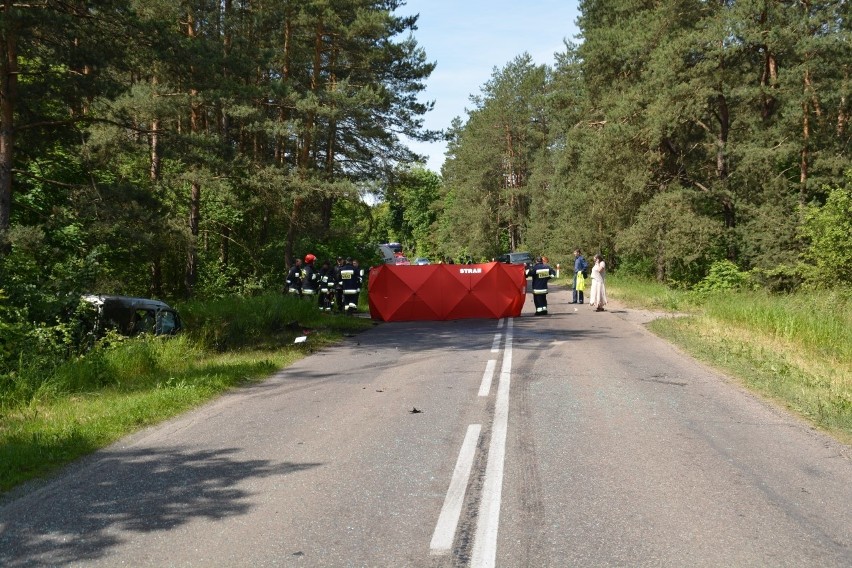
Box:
[575,268,586,300]
[571,248,588,304]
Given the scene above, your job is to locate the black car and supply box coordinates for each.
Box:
[81,294,182,336]
[496,251,533,265]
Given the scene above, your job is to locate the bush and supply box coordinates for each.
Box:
[694,260,750,293]
[799,185,852,287]
[616,189,725,286]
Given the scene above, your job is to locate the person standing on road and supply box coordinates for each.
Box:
[589,253,607,311]
[338,257,362,314]
[527,256,556,315]
[571,249,588,304]
[286,258,303,296]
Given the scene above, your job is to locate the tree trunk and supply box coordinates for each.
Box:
[0,1,18,244]
[149,74,161,182]
[276,14,292,165]
[286,20,323,264]
[716,96,729,183]
[220,225,230,267]
[149,78,163,295]
[715,93,735,232]
[150,119,161,181]
[184,12,202,296]
[185,179,201,294]
[758,7,778,120]
[799,1,814,202]
[284,197,300,266]
[801,68,812,201]
[321,40,338,234]
[801,96,810,200]
[150,258,162,298]
[839,66,848,137]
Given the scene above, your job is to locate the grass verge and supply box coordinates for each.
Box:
[0,294,375,494]
[608,275,852,444]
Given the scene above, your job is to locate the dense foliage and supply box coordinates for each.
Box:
[437,0,851,287]
[0,1,435,373]
[0,0,436,291]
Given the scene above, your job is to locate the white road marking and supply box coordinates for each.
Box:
[490,332,502,353]
[478,359,497,397]
[471,318,513,568]
[430,424,482,555]
[496,317,504,329]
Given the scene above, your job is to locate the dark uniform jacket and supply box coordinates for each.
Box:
[301,263,318,294]
[338,262,361,294]
[527,262,556,295]
[318,266,332,293]
[286,264,302,293]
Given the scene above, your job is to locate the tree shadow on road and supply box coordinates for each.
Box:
[0,446,320,566]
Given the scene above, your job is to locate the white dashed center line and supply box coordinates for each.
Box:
[471,317,513,567]
[429,424,482,555]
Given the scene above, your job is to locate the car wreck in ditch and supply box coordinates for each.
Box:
[81,295,182,337]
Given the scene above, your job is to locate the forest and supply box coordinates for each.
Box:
[2,0,852,373]
[432,0,852,290]
[0,0,435,362]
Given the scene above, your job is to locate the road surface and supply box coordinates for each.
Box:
[1,287,850,567]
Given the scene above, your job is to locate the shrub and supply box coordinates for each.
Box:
[694,260,750,293]
[799,185,852,287]
[616,189,725,286]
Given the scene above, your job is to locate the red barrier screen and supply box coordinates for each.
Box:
[368,262,526,321]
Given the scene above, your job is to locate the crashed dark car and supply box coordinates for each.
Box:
[496,252,533,265]
[81,295,182,337]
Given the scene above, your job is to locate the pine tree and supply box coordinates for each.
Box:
[440,54,547,258]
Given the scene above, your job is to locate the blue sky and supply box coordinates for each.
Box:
[398,0,581,172]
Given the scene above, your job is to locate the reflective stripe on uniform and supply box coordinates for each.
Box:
[533,288,548,294]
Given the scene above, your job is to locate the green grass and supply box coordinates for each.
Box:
[602,274,690,312]
[0,294,375,493]
[608,275,852,443]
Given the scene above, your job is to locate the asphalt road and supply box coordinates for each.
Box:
[1,287,850,567]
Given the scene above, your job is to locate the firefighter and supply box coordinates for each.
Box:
[338,257,361,314]
[286,258,303,296]
[352,258,366,300]
[301,254,318,299]
[317,260,334,311]
[332,256,346,312]
[353,259,365,290]
[526,256,556,315]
